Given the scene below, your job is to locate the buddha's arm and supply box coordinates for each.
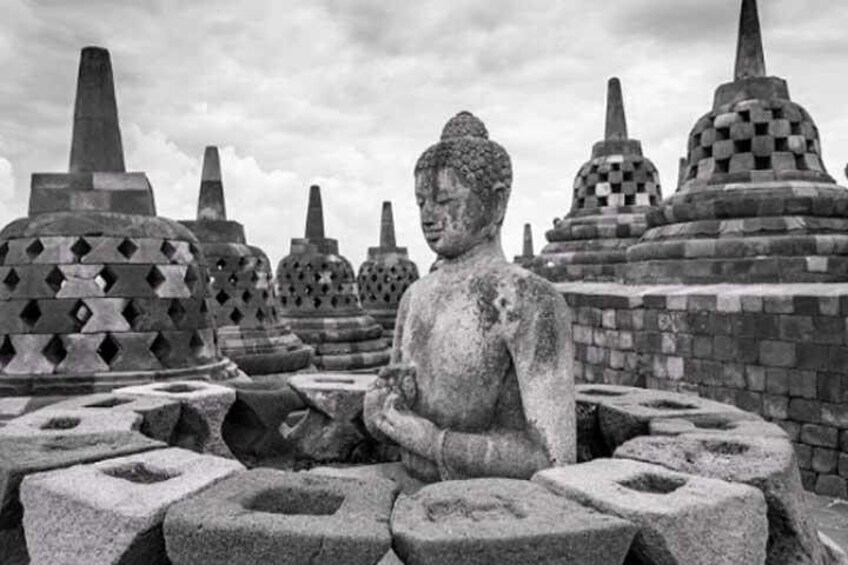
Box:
[437,286,576,478]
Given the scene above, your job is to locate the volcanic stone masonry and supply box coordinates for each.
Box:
[357,201,419,345]
[276,185,391,372]
[0,46,241,397]
[180,146,313,377]
[548,0,848,497]
[533,77,662,282]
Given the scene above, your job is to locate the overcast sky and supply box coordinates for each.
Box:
[2,0,848,272]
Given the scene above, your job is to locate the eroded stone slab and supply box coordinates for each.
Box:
[0,408,141,438]
[21,447,243,565]
[287,372,374,421]
[115,381,235,458]
[163,469,397,565]
[533,458,768,565]
[392,478,636,565]
[0,431,164,559]
[615,433,826,564]
[649,417,787,439]
[41,393,181,443]
[598,388,758,449]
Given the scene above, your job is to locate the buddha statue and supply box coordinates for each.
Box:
[363,111,576,482]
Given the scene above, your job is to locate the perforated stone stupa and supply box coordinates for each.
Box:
[180,147,313,376]
[535,78,662,282]
[357,201,419,344]
[626,0,848,283]
[0,47,241,397]
[276,186,390,372]
[514,223,535,268]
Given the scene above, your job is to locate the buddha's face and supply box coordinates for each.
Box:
[415,167,500,259]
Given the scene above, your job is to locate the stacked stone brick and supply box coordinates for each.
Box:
[535,78,662,282]
[277,186,391,372]
[0,47,240,397]
[181,147,313,377]
[513,223,535,268]
[357,201,419,345]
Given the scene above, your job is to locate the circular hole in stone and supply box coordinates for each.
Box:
[41,417,81,430]
[425,497,527,523]
[85,396,134,408]
[102,462,178,484]
[581,389,627,397]
[692,420,735,431]
[641,400,698,411]
[617,473,686,494]
[314,377,356,385]
[702,440,750,456]
[245,488,344,515]
[157,384,201,394]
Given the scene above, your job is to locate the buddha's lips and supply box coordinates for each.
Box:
[423,230,443,241]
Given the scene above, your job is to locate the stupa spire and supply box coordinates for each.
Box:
[522,223,534,257]
[69,46,125,173]
[305,185,325,239]
[604,78,628,141]
[379,201,397,249]
[734,0,766,80]
[197,146,226,221]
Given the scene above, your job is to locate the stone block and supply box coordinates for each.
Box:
[816,475,848,499]
[813,448,838,474]
[801,424,839,448]
[393,478,636,565]
[649,416,787,439]
[309,462,424,496]
[596,388,757,449]
[287,372,374,421]
[164,469,396,565]
[0,409,140,437]
[534,458,767,565]
[0,432,163,559]
[115,381,236,458]
[36,393,181,443]
[21,448,243,564]
[615,433,826,565]
[820,532,848,565]
[282,408,367,463]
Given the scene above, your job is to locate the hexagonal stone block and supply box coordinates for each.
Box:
[288,373,375,421]
[576,385,647,462]
[0,408,141,438]
[597,389,758,449]
[21,448,243,565]
[309,462,425,495]
[649,417,787,439]
[615,433,826,565]
[0,431,163,561]
[115,381,235,458]
[163,469,397,565]
[534,458,767,565]
[391,478,637,565]
[41,392,181,443]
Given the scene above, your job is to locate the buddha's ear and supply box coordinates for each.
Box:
[491,181,509,226]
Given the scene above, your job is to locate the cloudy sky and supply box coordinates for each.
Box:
[1,0,848,272]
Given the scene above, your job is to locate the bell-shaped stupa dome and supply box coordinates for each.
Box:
[626,0,848,283]
[276,186,391,372]
[357,201,419,345]
[535,78,662,282]
[0,47,241,396]
[180,146,313,376]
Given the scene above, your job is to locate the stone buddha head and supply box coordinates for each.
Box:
[414,111,513,259]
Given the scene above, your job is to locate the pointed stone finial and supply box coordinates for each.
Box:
[605,78,628,141]
[305,185,325,239]
[197,146,226,221]
[734,0,766,80]
[379,201,397,249]
[522,223,534,257]
[69,46,125,173]
[678,157,688,188]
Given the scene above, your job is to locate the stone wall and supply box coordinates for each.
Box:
[559,281,848,497]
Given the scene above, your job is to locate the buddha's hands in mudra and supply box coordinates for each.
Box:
[363,364,440,461]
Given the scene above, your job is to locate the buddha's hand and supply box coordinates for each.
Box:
[378,363,418,409]
[363,373,393,442]
[373,392,441,462]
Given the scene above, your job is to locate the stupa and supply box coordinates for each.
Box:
[276,186,391,372]
[626,0,848,283]
[180,146,313,376]
[356,201,419,345]
[514,223,535,268]
[0,47,240,396]
[535,78,662,282]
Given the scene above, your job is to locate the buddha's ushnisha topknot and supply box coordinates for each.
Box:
[440,111,489,140]
[416,111,512,199]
